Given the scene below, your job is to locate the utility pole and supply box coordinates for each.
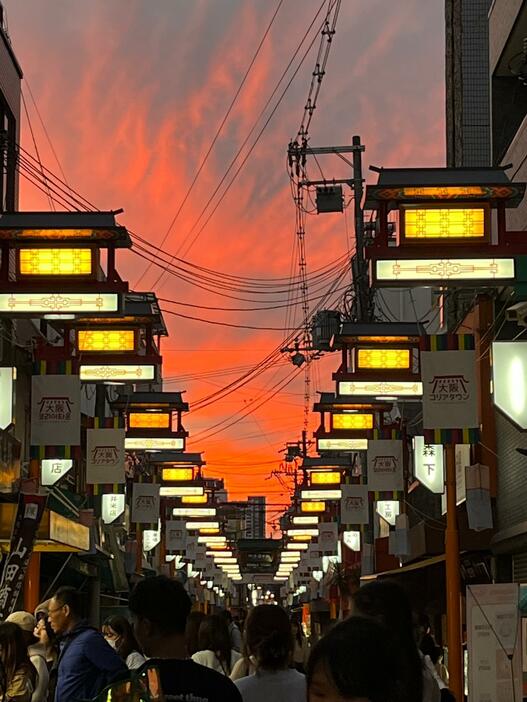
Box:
[294,135,371,322]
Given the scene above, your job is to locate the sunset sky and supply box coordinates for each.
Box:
[6,0,445,530]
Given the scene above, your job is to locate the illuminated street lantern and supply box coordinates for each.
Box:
[0,211,131,315]
[300,500,326,513]
[313,392,386,452]
[309,471,341,486]
[363,167,527,288]
[112,391,189,453]
[492,341,527,430]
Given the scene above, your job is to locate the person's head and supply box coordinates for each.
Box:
[102,615,142,660]
[351,581,422,702]
[128,575,191,657]
[198,615,232,669]
[0,622,32,685]
[244,605,293,671]
[419,634,442,665]
[307,616,402,702]
[219,609,233,625]
[185,611,207,656]
[48,586,84,636]
[5,612,38,647]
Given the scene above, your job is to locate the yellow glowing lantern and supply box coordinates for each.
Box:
[402,205,486,241]
[292,534,313,542]
[129,412,171,429]
[402,186,485,198]
[301,501,326,513]
[357,348,410,370]
[207,543,229,551]
[19,248,93,276]
[162,467,194,482]
[77,329,136,353]
[199,527,220,535]
[182,494,208,504]
[356,336,412,343]
[310,471,341,486]
[332,413,374,430]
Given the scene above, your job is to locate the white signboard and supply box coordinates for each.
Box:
[421,350,479,429]
[31,375,81,446]
[165,520,187,551]
[318,522,338,555]
[102,493,126,524]
[342,530,361,552]
[41,458,73,486]
[367,440,404,491]
[376,500,400,526]
[467,584,522,702]
[143,528,161,552]
[0,367,14,430]
[492,341,527,429]
[131,483,160,524]
[414,436,444,493]
[86,428,125,484]
[340,484,369,524]
[442,444,469,514]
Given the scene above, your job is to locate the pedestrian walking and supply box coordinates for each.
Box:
[128,575,242,702]
[306,616,404,702]
[102,615,146,670]
[0,622,36,702]
[234,605,306,702]
[33,603,59,671]
[220,611,242,653]
[352,580,439,702]
[290,618,309,673]
[192,614,241,676]
[185,611,207,657]
[5,612,49,702]
[48,586,127,702]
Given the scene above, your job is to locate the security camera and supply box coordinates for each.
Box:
[506,302,527,327]
[291,352,306,367]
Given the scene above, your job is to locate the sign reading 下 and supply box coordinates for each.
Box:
[421,347,478,431]
[0,492,47,619]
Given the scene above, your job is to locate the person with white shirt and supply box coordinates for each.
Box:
[235,605,306,702]
[192,614,241,676]
[102,615,146,670]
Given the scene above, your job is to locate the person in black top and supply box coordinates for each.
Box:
[128,576,242,702]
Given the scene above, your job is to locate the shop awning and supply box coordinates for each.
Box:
[0,503,90,552]
[360,553,446,582]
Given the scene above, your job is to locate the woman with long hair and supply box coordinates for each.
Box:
[307,616,404,702]
[234,605,306,702]
[352,580,439,702]
[102,615,146,670]
[185,611,206,657]
[0,622,36,702]
[34,603,59,670]
[290,618,309,674]
[192,615,241,676]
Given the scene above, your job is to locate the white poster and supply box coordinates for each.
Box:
[143,528,161,552]
[31,375,81,446]
[318,522,338,555]
[86,428,125,484]
[340,484,369,524]
[41,459,73,486]
[466,464,493,532]
[102,493,126,524]
[342,530,361,552]
[414,436,444,494]
[367,440,404,491]
[421,350,479,430]
[165,520,187,551]
[131,483,160,523]
[376,500,400,526]
[467,584,522,702]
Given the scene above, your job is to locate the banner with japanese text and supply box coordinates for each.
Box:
[165,520,187,551]
[131,483,160,524]
[421,348,478,431]
[367,440,404,491]
[31,375,81,446]
[0,492,47,619]
[86,428,125,484]
[318,522,338,555]
[340,484,369,524]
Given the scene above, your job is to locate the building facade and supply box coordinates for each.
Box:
[246,496,266,539]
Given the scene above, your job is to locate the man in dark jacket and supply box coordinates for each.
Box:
[48,586,127,702]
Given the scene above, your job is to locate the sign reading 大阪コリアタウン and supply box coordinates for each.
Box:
[31,375,81,446]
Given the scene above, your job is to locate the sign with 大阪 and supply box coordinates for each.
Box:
[367,440,404,492]
[31,375,81,446]
[131,483,160,524]
[340,484,369,524]
[165,520,187,551]
[86,428,125,484]
[421,337,478,431]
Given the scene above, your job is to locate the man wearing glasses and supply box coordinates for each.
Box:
[48,586,127,702]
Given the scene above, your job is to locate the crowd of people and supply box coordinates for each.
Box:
[0,578,456,702]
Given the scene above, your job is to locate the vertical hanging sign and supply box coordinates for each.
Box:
[367,440,404,491]
[420,335,479,442]
[86,428,126,484]
[131,483,160,524]
[340,484,369,524]
[0,491,47,619]
[31,375,81,446]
